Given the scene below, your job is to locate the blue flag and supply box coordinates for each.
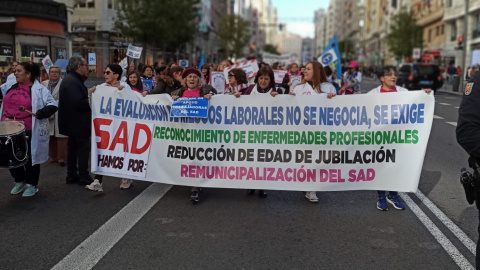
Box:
[198,52,205,70]
[318,36,342,80]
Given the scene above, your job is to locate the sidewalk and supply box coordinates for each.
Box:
[437,81,464,96]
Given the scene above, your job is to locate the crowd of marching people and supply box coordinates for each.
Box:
[0,56,433,211]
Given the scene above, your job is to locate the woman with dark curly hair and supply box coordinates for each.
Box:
[224,68,249,96]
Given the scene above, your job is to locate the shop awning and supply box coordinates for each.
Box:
[425,49,442,57]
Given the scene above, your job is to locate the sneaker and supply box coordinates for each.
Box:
[11,182,26,195]
[387,194,405,210]
[85,179,103,192]
[377,196,388,211]
[120,179,133,189]
[22,185,38,197]
[190,190,199,203]
[305,191,318,203]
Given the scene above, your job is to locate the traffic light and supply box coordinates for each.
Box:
[458,36,464,50]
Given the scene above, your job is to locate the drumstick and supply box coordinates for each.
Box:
[18,106,37,117]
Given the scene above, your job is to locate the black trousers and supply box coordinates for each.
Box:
[67,135,91,180]
[9,131,40,186]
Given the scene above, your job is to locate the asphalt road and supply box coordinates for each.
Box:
[0,78,477,270]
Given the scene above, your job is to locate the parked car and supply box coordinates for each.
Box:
[397,63,443,93]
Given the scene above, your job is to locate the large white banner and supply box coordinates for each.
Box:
[91,86,434,192]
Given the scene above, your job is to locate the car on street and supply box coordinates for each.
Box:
[397,63,443,93]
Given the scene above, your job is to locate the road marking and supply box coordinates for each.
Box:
[51,183,172,270]
[439,103,451,106]
[433,115,444,119]
[414,190,476,255]
[455,106,460,109]
[447,122,458,127]
[400,193,475,270]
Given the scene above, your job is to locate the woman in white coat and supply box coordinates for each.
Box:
[290,61,336,203]
[42,66,67,167]
[0,62,57,197]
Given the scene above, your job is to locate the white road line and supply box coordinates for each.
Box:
[447,122,458,127]
[400,193,475,270]
[455,107,460,109]
[51,183,172,270]
[414,190,476,255]
[439,103,452,106]
[433,115,445,119]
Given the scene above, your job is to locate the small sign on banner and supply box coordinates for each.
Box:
[88,53,96,65]
[179,59,189,67]
[273,70,287,84]
[119,57,128,69]
[224,59,259,84]
[126,44,143,59]
[210,71,226,94]
[42,55,53,71]
[170,97,209,118]
[290,75,302,90]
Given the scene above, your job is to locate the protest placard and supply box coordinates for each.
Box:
[224,60,259,83]
[42,55,53,72]
[290,75,302,90]
[126,44,143,59]
[210,71,226,94]
[274,70,287,84]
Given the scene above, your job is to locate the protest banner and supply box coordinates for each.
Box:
[224,60,259,83]
[319,36,342,81]
[42,55,53,72]
[210,71,226,94]
[126,44,143,59]
[290,75,302,90]
[91,87,434,192]
[273,70,287,84]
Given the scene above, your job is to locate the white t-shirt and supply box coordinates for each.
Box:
[249,85,273,95]
[292,82,336,95]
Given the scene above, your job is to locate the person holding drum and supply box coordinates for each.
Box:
[0,62,57,197]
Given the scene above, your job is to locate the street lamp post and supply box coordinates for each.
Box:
[462,0,469,84]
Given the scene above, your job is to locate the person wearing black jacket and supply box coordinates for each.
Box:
[456,69,480,269]
[58,56,92,185]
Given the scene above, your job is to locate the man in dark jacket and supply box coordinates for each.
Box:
[456,69,480,269]
[58,56,92,185]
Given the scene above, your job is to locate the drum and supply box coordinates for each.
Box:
[0,121,28,168]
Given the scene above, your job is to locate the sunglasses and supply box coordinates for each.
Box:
[228,74,234,77]
[104,71,116,75]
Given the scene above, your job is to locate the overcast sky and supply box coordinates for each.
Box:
[272,0,329,38]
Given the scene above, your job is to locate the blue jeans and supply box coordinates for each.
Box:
[377,191,398,197]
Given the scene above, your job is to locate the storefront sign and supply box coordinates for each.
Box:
[0,44,13,57]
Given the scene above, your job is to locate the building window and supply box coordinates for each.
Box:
[428,29,432,42]
[446,0,452,7]
[108,0,113,9]
[87,0,94,8]
[436,26,439,36]
[441,24,444,35]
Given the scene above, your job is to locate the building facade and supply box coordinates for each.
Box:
[314,8,327,58]
[0,0,68,70]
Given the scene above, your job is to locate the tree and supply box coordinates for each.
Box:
[338,39,355,60]
[115,0,199,60]
[263,44,280,55]
[218,14,251,59]
[387,10,423,59]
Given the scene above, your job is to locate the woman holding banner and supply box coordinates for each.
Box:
[172,68,215,203]
[87,64,135,191]
[151,66,184,96]
[290,61,336,203]
[141,65,155,92]
[368,65,431,211]
[225,68,249,96]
